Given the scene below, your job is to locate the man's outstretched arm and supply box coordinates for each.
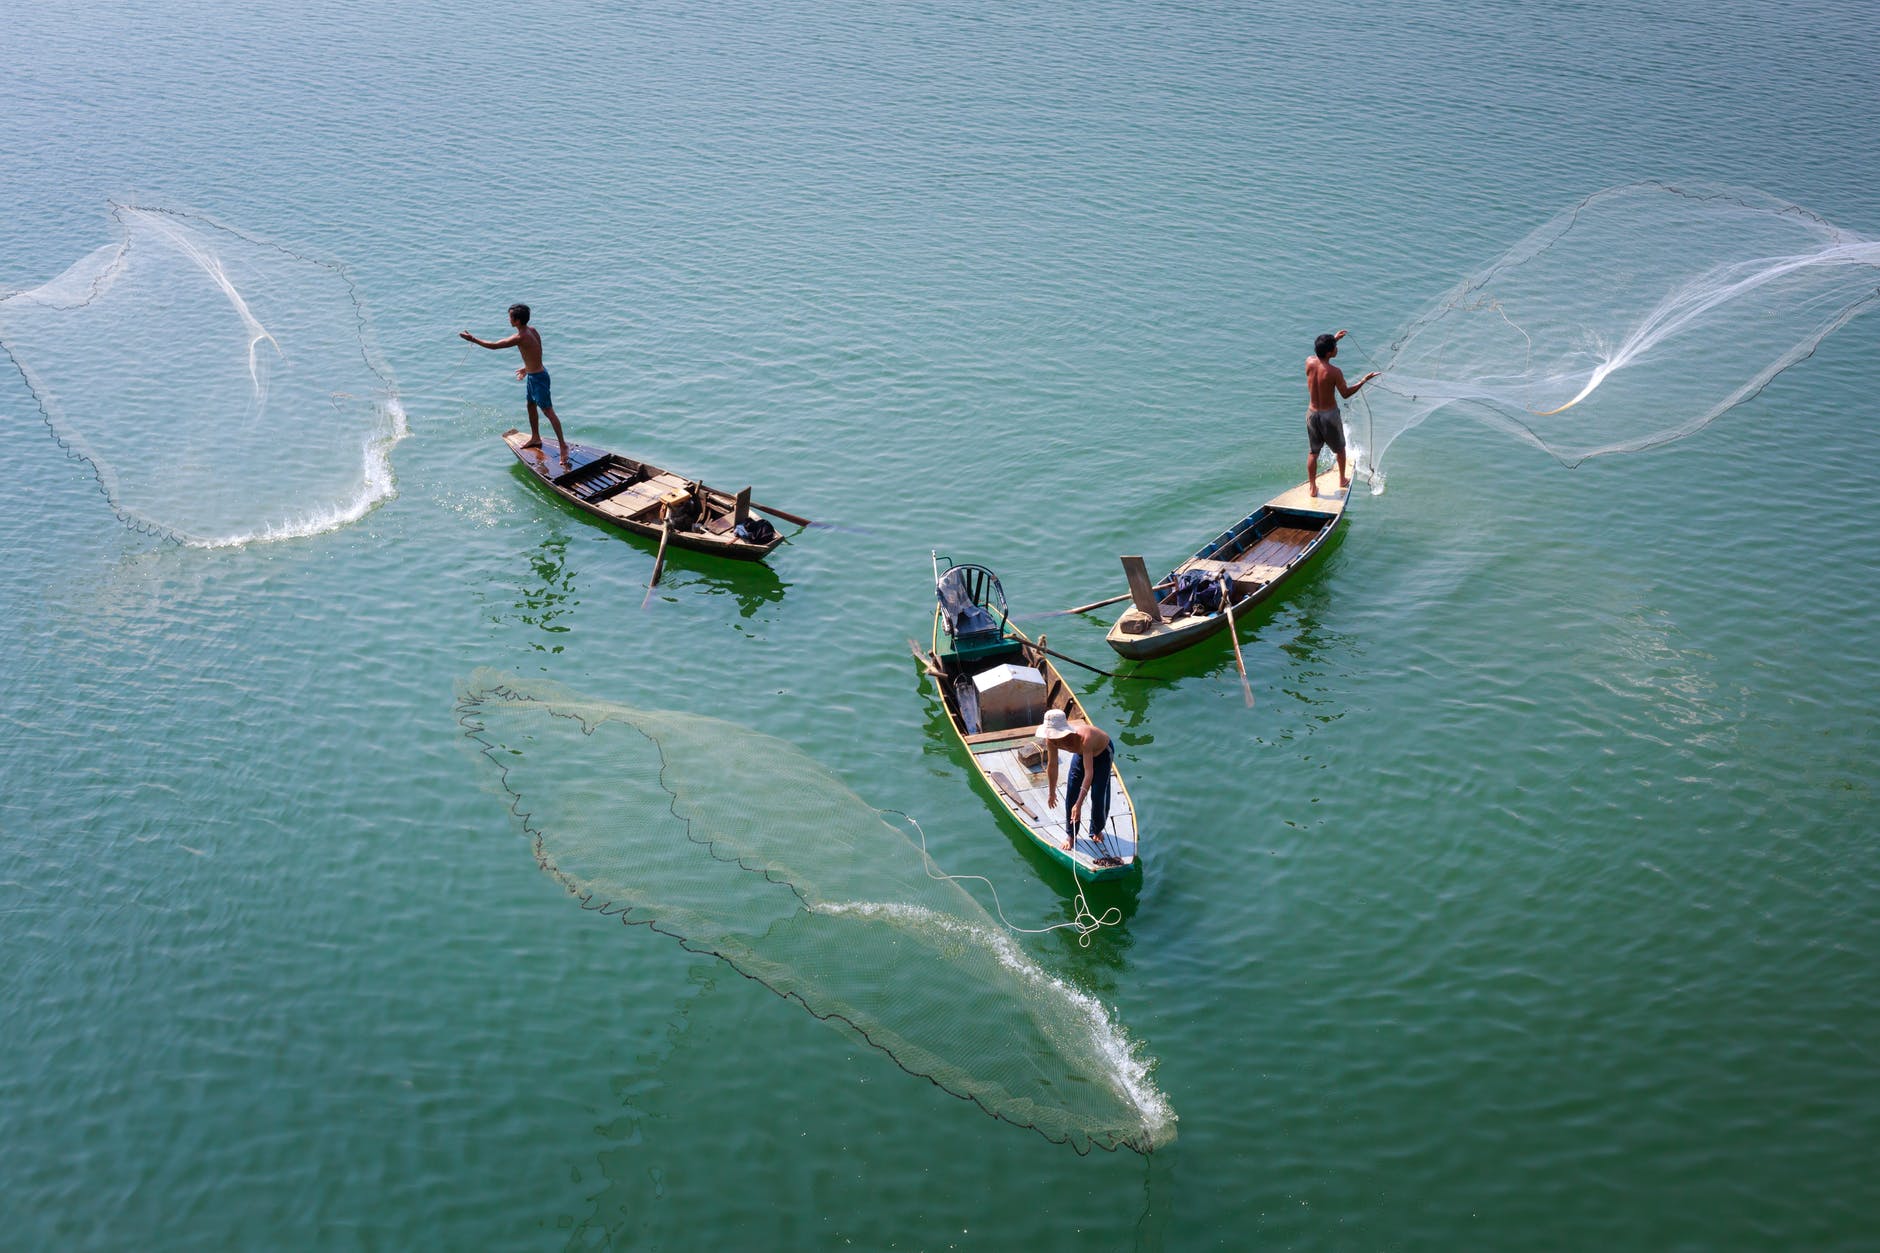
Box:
[1336,368,1381,399]
[459,331,522,349]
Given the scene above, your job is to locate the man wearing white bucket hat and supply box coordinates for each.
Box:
[1037,708,1113,851]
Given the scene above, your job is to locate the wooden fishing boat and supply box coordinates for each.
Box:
[503,430,792,561]
[918,556,1141,881]
[1105,466,1350,660]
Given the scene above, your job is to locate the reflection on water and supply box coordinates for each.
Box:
[1271,594,1357,734]
[645,557,788,621]
[551,964,718,1249]
[500,532,578,654]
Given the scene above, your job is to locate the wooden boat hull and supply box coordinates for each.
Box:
[503,431,785,562]
[923,568,1141,881]
[1106,467,1349,660]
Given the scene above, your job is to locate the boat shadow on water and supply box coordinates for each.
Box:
[508,463,789,617]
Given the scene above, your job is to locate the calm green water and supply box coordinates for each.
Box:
[4,1,1877,1247]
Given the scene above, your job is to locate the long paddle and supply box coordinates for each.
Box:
[642,518,673,607]
[1033,591,1133,619]
[748,500,821,529]
[1219,574,1254,708]
[1029,640,1172,684]
[1029,578,1177,621]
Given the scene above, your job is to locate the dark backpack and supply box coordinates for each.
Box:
[1170,569,1223,617]
[735,516,777,545]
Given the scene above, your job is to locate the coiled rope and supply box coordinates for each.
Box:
[885,808,1122,947]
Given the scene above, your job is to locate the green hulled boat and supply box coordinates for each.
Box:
[918,556,1141,881]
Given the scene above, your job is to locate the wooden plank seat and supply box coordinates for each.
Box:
[965,725,1039,745]
[595,481,668,514]
[1180,556,1290,585]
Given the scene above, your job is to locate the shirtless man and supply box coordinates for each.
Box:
[460,303,568,461]
[1038,707,1114,850]
[1304,329,1380,497]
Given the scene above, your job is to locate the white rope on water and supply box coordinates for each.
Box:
[886,809,1122,947]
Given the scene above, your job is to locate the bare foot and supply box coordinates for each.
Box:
[1063,839,1075,851]
[1338,477,1349,489]
[1308,487,1318,497]
[519,438,543,450]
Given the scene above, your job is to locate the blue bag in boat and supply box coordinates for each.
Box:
[736,517,777,544]
[1170,569,1223,617]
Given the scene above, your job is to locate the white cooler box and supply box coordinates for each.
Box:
[972,663,1046,733]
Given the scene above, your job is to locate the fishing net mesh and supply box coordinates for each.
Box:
[454,670,1175,1155]
[1345,182,1880,485]
[0,204,403,545]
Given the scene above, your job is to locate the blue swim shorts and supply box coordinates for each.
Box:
[524,370,553,408]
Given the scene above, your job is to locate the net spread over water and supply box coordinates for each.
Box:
[1349,183,1880,484]
[0,204,404,545]
[454,670,1175,1155]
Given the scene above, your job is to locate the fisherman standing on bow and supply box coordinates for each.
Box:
[461,303,570,463]
[1305,329,1380,497]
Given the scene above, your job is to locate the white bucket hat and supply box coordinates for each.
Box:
[1036,708,1074,740]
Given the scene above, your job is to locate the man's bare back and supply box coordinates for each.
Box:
[1303,329,1379,496]
[1305,354,1350,411]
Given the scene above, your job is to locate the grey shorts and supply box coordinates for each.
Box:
[1307,406,1344,456]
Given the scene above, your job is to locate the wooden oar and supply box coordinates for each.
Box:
[1219,574,1254,708]
[642,518,674,607]
[1039,591,1133,618]
[1029,579,1177,620]
[748,500,819,528]
[1029,641,1173,684]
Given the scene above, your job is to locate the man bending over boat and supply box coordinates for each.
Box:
[460,303,569,462]
[1304,329,1379,497]
[1038,708,1113,850]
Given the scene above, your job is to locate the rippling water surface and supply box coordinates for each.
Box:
[3,1,1876,1247]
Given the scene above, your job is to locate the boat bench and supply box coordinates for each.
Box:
[1178,556,1288,586]
[593,473,693,519]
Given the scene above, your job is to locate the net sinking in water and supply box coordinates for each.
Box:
[454,670,1177,1155]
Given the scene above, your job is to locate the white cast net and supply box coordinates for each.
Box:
[454,670,1176,1155]
[0,204,404,545]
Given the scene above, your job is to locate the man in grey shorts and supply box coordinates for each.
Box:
[1304,329,1380,496]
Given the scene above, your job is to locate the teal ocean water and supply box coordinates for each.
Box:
[4,1,1877,1247]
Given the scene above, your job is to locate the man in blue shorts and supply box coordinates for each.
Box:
[461,303,569,461]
